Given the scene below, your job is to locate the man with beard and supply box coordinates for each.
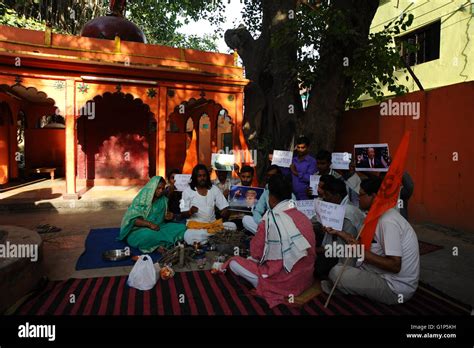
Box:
[181,164,237,244]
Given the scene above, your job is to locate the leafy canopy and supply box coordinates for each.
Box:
[0,0,226,51]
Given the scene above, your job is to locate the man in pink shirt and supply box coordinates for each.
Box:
[224,175,316,308]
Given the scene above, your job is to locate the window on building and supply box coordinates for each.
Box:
[398,20,440,66]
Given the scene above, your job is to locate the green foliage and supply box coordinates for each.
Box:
[0,2,46,31]
[126,0,225,51]
[242,1,415,108]
[0,0,224,51]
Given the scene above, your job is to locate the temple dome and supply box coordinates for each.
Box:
[81,1,146,43]
[81,15,147,43]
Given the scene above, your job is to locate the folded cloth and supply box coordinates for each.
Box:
[261,200,311,273]
[186,219,224,235]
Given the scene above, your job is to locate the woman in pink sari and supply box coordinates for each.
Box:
[224,175,316,308]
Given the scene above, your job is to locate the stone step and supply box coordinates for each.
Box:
[0,199,132,213]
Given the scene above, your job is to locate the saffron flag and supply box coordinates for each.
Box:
[359,132,411,250]
[182,129,198,174]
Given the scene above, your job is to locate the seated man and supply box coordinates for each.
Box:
[242,165,296,234]
[312,177,366,278]
[307,173,333,199]
[181,164,237,245]
[212,167,240,199]
[315,150,342,178]
[118,176,186,253]
[237,165,255,187]
[341,160,361,207]
[224,175,316,308]
[322,177,420,305]
[165,168,185,223]
[228,165,256,229]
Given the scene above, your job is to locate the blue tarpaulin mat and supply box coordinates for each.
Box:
[75,227,161,270]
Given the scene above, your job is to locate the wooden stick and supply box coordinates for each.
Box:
[324,223,366,308]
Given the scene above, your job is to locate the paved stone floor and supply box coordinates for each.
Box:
[0,208,473,309]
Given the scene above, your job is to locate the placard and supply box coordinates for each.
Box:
[211,153,235,171]
[228,185,265,213]
[354,143,390,172]
[174,174,191,192]
[271,150,293,168]
[310,174,320,195]
[331,152,352,170]
[314,200,346,231]
[295,200,316,219]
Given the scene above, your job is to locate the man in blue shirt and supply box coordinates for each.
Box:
[290,136,317,200]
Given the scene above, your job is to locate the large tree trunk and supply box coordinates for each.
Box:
[300,0,380,154]
[226,0,380,179]
[225,0,302,180]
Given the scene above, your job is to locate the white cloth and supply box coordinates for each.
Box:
[361,208,420,300]
[184,222,237,245]
[229,260,259,288]
[261,200,311,272]
[180,186,229,223]
[242,215,258,234]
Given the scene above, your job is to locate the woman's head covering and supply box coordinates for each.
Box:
[118,176,165,240]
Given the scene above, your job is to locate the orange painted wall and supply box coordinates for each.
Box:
[336,82,474,233]
[24,129,65,176]
[0,93,21,184]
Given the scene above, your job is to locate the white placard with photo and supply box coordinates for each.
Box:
[211,153,235,171]
[314,200,346,231]
[174,174,191,192]
[295,200,316,219]
[271,150,293,168]
[331,152,352,170]
[354,143,390,172]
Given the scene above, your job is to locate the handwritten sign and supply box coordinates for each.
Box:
[271,150,293,168]
[174,174,191,192]
[295,200,316,219]
[331,152,352,170]
[314,200,346,231]
[310,174,320,195]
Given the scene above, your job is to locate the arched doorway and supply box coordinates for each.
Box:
[0,84,64,185]
[166,97,233,171]
[0,102,13,184]
[77,92,156,186]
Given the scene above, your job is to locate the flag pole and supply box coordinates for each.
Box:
[324,223,365,308]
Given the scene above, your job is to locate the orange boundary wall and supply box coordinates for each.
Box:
[336,82,474,233]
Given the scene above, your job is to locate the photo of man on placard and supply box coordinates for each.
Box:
[355,144,390,172]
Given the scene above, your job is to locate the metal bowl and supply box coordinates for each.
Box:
[102,249,131,261]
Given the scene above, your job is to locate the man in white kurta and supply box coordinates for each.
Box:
[180,164,236,244]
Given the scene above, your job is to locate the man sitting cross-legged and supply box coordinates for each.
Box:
[242,165,296,234]
[321,177,420,305]
[180,164,237,245]
[224,175,316,308]
[312,176,366,278]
